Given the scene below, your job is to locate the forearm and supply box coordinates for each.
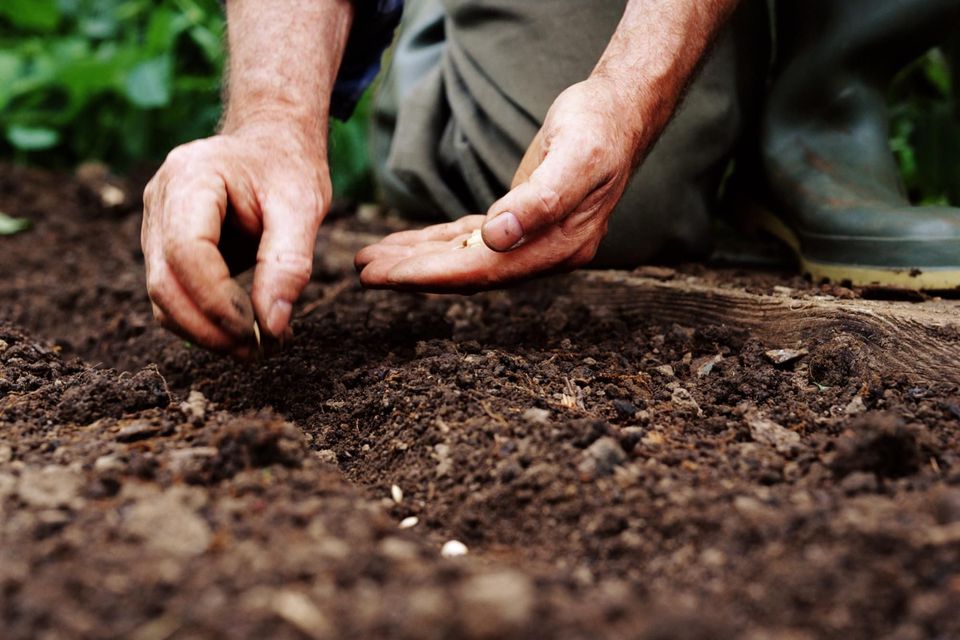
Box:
[591,0,740,161]
[221,0,354,138]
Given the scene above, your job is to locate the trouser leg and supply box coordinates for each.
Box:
[373,0,769,266]
[370,0,449,219]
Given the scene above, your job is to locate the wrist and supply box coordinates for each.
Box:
[581,73,652,165]
[221,114,330,171]
[222,100,327,136]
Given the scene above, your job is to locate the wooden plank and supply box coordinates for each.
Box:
[571,271,960,387]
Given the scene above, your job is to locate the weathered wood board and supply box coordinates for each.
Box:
[571,271,960,387]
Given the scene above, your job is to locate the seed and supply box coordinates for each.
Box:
[391,484,403,504]
[253,320,262,351]
[461,229,483,249]
[441,540,468,558]
[399,516,419,529]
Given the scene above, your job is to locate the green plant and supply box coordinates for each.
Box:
[0,0,225,167]
[0,0,375,200]
[889,45,959,206]
[2,4,954,206]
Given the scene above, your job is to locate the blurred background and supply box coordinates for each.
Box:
[0,0,956,207]
[0,0,374,202]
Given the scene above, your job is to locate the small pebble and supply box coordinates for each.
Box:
[314,449,338,465]
[764,348,808,365]
[391,484,403,504]
[441,540,468,558]
[115,420,161,443]
[579,437,627,478]
[612,399,638,420]
[94,455,124,473]
[522,407,551,425]
[399,516,419,529]
[654,364,675,377]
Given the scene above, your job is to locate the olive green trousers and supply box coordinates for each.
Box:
[370,0,770,267]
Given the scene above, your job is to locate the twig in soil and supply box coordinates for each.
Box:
[559,378,585,411]
[480,399,508,425]
[297,280,353,319]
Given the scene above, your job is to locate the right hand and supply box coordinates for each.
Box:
[141,118,330,359]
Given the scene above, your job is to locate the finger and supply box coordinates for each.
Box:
[148,261,252,357]
[380,224,589,292]
[162,177,257,341]
[380,247,510,293]
[378,215,485,246]
[354,242,417,272]
[482,138,601,252]
[358,239,463,287]
[510,129,545,189]
[355,233,471,271]
[251,190,322,338]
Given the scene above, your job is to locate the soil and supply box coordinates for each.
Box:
[2,162,960,640]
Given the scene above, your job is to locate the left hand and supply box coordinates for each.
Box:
[355,77,643,292]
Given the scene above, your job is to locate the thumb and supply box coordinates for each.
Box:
[251,194,322,338]
[481,140,597,252]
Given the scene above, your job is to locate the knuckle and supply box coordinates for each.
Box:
[264,252,313,288]
[145,272,168,304]
[163,139,217,173]
[162,145,191,169]
[533,182,563,221]
[292,187,324,220]
[568,242,599,269]
[142,177,157,204]
[162,235,187,265]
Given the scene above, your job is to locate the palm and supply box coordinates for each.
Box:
[356,79,636,293]
[355,215,583,293]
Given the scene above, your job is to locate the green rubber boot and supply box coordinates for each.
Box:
[759,0,960,289]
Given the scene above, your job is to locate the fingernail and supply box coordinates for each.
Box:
[482,212,524,251]
[267,300,292,337]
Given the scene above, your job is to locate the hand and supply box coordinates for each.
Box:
[142,119,329,358]
[355,77,643,292]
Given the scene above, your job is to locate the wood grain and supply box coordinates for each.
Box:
[570,271,960,387]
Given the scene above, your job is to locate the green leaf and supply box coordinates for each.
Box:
[188,25,223,64]
[0,0,61,32]
[923,49,951,96]
[0,52,23,110]
[0,212,31,236]
[146,8,189,54]
[123,56,172,108]
[7,125,60,150]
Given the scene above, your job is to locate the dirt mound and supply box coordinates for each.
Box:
[2,163,960,639]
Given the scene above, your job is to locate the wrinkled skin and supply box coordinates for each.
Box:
[355,78,641,293]
[141,0,734,356]
[142,119,329,358]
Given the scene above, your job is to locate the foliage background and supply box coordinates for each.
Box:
[0,1,956,204]
[0,0,372,199]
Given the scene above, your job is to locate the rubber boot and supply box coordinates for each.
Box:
[759,0,960,289]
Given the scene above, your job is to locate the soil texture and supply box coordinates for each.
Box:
[2,163,960,639]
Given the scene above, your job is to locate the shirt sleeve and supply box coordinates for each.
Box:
[330,0,404,121]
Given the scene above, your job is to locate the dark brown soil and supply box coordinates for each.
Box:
[2,162,959,639]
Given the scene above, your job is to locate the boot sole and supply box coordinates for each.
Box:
[744,204,960,290]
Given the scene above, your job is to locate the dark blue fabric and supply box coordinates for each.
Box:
[331,0,404,120]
